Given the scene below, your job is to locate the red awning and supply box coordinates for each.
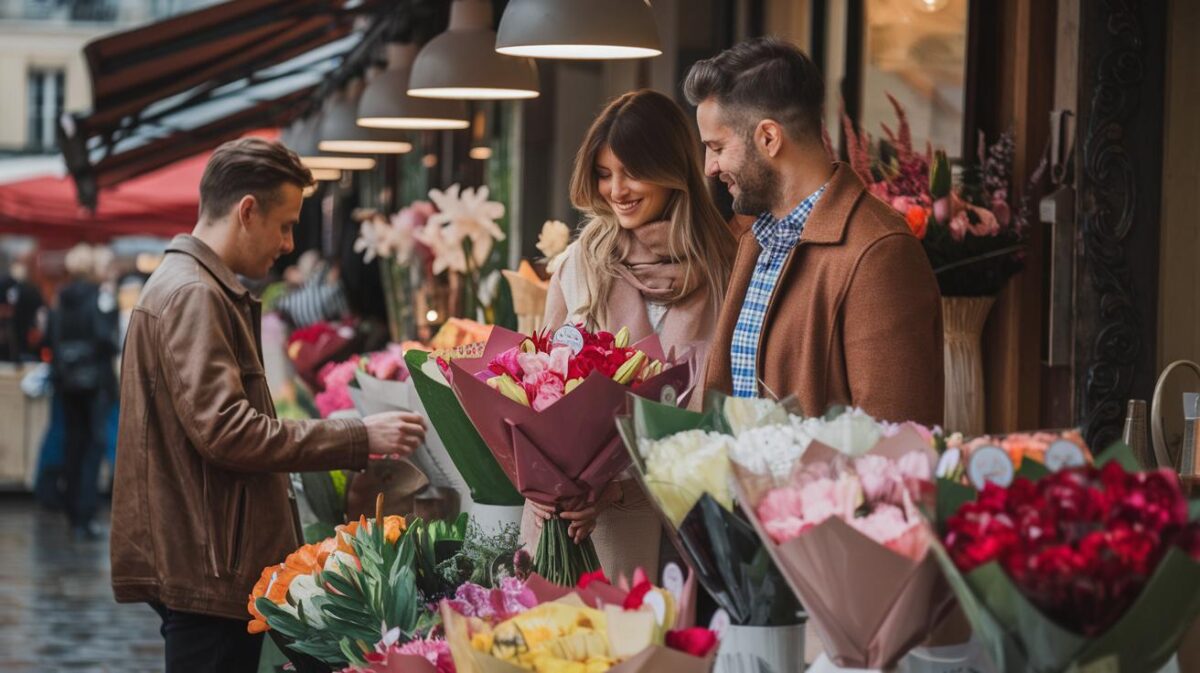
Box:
[0,130,275,245]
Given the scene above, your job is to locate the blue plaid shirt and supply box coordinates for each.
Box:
[730,186,826,398]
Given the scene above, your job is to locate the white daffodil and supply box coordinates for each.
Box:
[427,184,506,267]
[414,220,468,274]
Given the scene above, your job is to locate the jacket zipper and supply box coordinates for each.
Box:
[229,485,247,573]
[202,464,220,578]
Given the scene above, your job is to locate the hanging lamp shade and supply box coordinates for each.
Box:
[286,115,376,171]
[408,0,539,100]
[319,79,413,154]
[496,0,662,60]
[358,43,470,130]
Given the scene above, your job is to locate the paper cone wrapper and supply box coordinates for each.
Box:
[354,369,473,504]
[730,428,953,669]
[404,349,523,506]
[448,326,694,508]
[715,623,807,673]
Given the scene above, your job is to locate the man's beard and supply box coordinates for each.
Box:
[729,150,780,216]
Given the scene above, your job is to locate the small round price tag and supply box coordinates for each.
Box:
[552,324,585,354]
[660,385,678,407]
[967,445,1015,490]
[1044,439,1087,472]
[662,562,685,603]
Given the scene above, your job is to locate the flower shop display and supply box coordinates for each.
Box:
[843,95,1025,435]
[445,325,693,586]
[728,408,956,670]
[441,565,719,673]
[936,429,1092,488]
[616,392,806,673]
[932,441,1200,672]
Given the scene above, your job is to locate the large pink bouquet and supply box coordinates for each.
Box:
[447,325,692,585]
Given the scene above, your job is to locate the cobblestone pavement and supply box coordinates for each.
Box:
[0,496,164,673]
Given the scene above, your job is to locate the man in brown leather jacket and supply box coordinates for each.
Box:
[111,138,426,672]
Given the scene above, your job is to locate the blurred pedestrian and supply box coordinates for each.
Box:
[47,243,119,540]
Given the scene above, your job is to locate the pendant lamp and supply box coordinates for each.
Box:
[318,78,413,154]
[496,0,662,60]
[358,43,470,130]
[408,0,539,100]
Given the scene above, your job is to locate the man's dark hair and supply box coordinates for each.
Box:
[683,37,825,143]
[199,138,313,219]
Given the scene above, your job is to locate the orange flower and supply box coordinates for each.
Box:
[383,515,407,544]
[906,206,929,239]
[284,543,322,575]
[246,562,300,633]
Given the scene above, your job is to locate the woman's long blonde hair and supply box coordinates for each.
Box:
[569,89,735,329]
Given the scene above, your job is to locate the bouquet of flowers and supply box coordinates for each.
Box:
[932,442,1200,672]
[288,320,362,390]
[618,393,803,616]
[843,95,1025,297]
[616,393,805,673]
[441,565,718,673]
[728,408,955,670]
[251,505,526,673]
[447,325,693,586]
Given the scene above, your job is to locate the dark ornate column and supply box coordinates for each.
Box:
[1075,0,1167,449]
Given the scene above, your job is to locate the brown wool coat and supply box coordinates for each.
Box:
[110,235,369,620]
[702,163,945,426]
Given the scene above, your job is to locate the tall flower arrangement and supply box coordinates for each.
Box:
[415,184,507,322]
[354,202,434,342]
[843,94,1025,298]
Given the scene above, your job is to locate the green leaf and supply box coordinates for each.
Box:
[300,471,344,526]
[934,478,976,532]
[1095,441,1141,471]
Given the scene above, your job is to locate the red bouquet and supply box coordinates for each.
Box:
[934,445,1200,672]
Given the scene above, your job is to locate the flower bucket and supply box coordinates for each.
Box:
[941,295,995,436]
[715,623,807,673]
[468,503,525,537]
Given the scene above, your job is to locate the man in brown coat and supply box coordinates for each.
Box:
[683,38,943,426]
[111,139,426,672]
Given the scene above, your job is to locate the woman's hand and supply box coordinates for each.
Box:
[527,499,555,529]
[559,481,623,543]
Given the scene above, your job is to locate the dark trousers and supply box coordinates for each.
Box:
[60,390,108,527]
[151,603,264,673]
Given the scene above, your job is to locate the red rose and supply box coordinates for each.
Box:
[665,628,719,658]
[622,581,653,610]
[576,570,610,590]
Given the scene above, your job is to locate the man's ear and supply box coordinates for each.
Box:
[236,195,257,230]
[755,119,786,159]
